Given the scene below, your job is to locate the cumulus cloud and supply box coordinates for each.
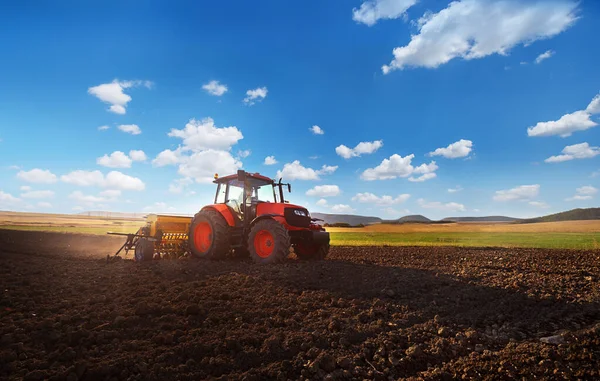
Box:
[336,140,383,159]
[88,79,152,114]
[167,118,242,151]
[306,185,341,197]
[429,139,473,159]
[310,125,324,135]
[493,184,539,201]
[545,143,600,163]
[129,150,147,162]
[98,125,110,131]
[408,172,437,182]
[61,170,145,191]
[264,156,278,165]
[535,50,555,64]
[168,178,193,194]
[237,150,251,158]
[178,149,243,183]
[69,191,107,204]
[276,161,337,181]
[330,204,355,214]
[448,186,463,193]
[381,0,578,73]
[352,192,410,205]
[528,93,600,137]
[99,189,122,199]
[20,186,31,191]
[361,154,437,181]
[118,124,142,135]
[243,87,268,105]
[97,151,132,168]
[152,149,183,167]
[418,198,466,212]
[566,185,597,201]
[0,190,20,204]
[202,80,228,96]
[353,0,418,26]
[17,169,58,184]
[316,199,328,207]
[20,190,54,199]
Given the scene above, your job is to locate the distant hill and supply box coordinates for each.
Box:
[442,216,520,222]
[519,208,600,224]
[311,213,382,226]
[397,215,431,223]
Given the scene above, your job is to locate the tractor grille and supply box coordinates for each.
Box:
[284,208,311,228]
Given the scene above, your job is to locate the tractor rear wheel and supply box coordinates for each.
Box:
[294,242,329,260]
[189,209,230,259]
[248,219,290,264]
[134,238,154,262]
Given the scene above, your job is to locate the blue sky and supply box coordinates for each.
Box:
[1,0,600,219]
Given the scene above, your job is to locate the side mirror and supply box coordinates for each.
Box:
[288,184,291,192]
[237,170,246,182]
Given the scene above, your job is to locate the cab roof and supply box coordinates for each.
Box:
[213,171,274,185]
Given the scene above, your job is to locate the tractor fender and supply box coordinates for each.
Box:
[201,204,236,227]
[250,214,284,227]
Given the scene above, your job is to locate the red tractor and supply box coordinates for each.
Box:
[188,170,330,264]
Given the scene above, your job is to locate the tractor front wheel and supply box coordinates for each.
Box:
[189,210,230,259]
[134,238,154,262]
[248,219,290,264]
[293,242,329,260]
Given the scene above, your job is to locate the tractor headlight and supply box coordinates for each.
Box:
[293,210,307,217]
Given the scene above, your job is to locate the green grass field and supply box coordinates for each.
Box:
[2,224,600,249]
[329,231,600,249]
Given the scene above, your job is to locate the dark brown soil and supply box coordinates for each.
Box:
[1,229,599,380]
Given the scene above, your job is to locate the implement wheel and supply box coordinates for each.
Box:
[294,242,329,260]
[248,219,290,264]
[134,238,154,262]
[189,209,230,259]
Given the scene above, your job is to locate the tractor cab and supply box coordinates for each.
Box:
[213,170,290,224]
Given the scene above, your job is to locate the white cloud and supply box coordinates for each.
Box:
[276,161,337,181]
[381,0,578,73]
[202,80,228,96]
[20,185,31,191]
[408,173,437,182]
[98,125,110,131]
[237,149,251,158]
[545,142,600,163]
[330,204,355,213]
[306,185,341,197]
[361,154,437,181]
[99,189,121,199]
[529,201,549,208]
[353,0,418,26]
[61,170,144,191]
[69,191,106,204]
[352,192,410,205]
[118,124,142,135]
[243,87,268,105]
[418,198,466,212]
[20,190,54,199]
[448,186,463,193]
[528,93,600,138]
[167,118,243,151]
[88,79,152,114]
[310,125,324,135]
[152,149,183,167]
[493,184,539,202]
[178,149,242,183]
[0,190,20,204]
[97,151,132,168]
[129,150,147,162]
[168,178,193,194]
[37,202,52,209]
[336,140,383,159]
[566,185,597,201]
[17,169,58,184]
[316,199,328,207]
[535,50,555,64]
[264,156,278,165]
[429,139,473,159]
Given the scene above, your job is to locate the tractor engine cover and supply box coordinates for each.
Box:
[284,207,311,228]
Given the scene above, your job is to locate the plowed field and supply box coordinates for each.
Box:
[1,229,599,380]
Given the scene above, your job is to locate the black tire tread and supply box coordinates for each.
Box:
[248,219,290,264]
[134,238,154,262]
[189,209,230,259]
